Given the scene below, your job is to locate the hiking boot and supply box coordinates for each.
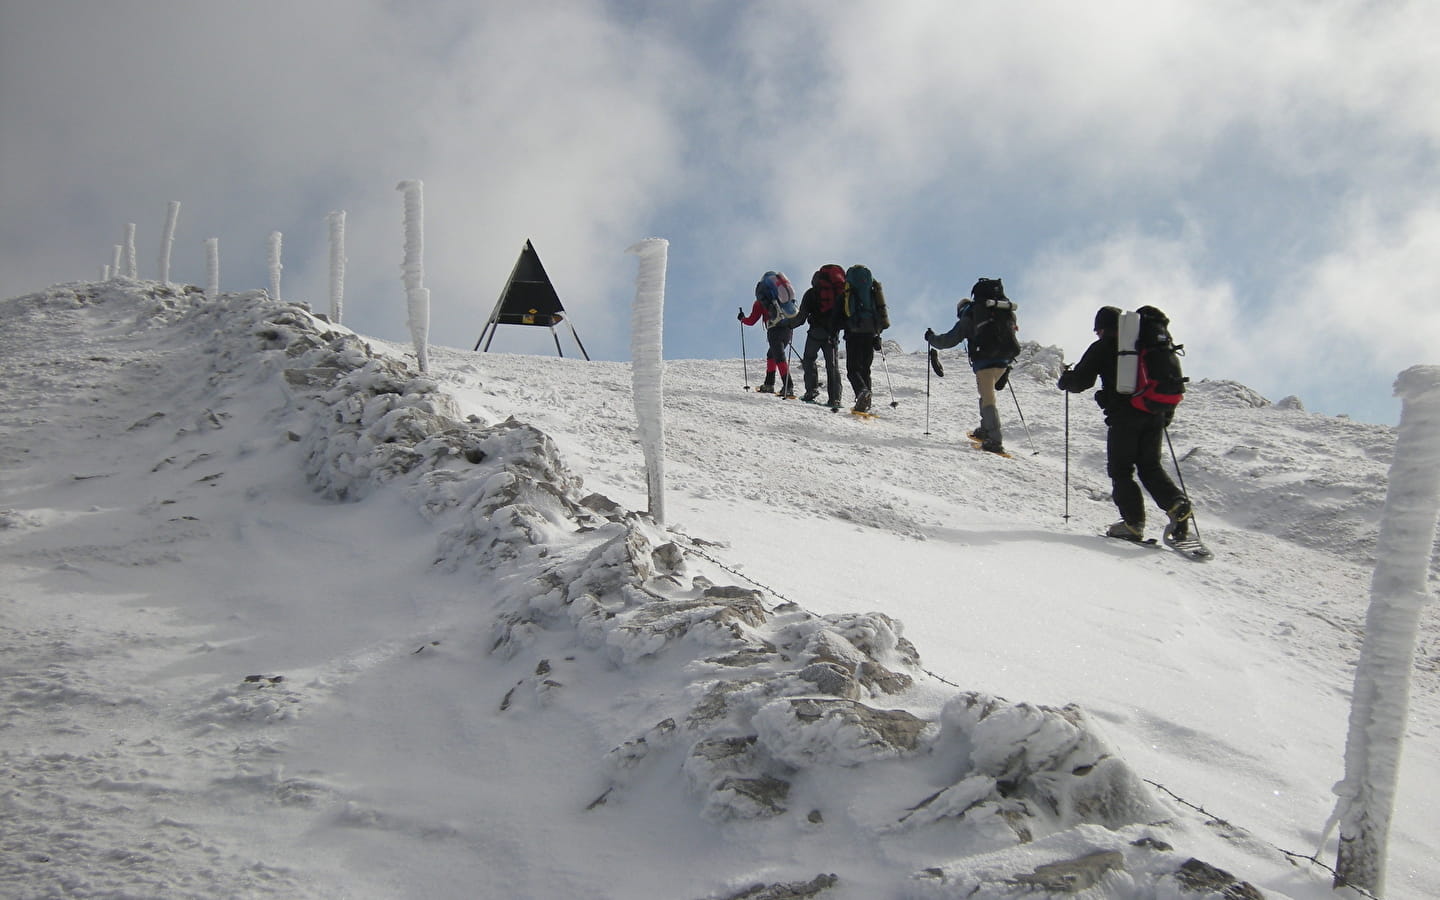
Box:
[1106,520,1145,542]
[828,397,842,411]
[780,377,796,398]
[968,427,990,442]
[980,439,1006,455]
[853,389,872,413]
[800,391,819,403]
[757,379,775,394]
[1164,498,1193,542]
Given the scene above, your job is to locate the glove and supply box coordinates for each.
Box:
[924,328,935,345]
[1055,374,1069,391]
[872,335,882,351]
[995,366,1011,391]
[737,311,745,321]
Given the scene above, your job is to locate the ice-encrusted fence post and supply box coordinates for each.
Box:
[111,245,122,280]
[157,200,180,285]
[396,180,429,373]
[328,210,346,324]
[627,237,668,525]
[1329,365,1440,895]
[205,238,220,303]
[267,231,283,300]
[123,224,138,278]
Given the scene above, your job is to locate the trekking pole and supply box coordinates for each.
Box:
[739,310,750,390]
[924,349,932,435]
[879,345,898,407]
[1164,428,1203,543]
[1007,380,1038,455]
[1062,379,1071,520]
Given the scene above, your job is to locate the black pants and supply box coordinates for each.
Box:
[1106,411,1184,526]
[802,330,840,401]
[844,334,875,397]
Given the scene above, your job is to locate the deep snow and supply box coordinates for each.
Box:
[0,281,1436,899]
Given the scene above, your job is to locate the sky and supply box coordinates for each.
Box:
[3,0,1439,425]
[3,279,1437,898]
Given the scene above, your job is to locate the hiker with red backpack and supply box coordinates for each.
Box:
[924,277,1021,455]
[1056,305,1192,543]
[775,264,847,409]
[739,271,798,397]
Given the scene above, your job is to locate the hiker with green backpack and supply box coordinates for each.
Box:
[840,265,890,413]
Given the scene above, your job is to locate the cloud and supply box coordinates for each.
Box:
[4,0,1438,422]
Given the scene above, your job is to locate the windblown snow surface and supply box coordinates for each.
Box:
[1,281,1436,899]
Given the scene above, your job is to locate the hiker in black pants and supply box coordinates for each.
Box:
[776,264,846,409]
[1056,306,1191,541]
[840,265,889,412]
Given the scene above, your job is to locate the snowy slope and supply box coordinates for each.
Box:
[0,281,1436,899]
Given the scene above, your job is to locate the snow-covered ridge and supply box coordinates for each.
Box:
[3,280,1429,898]
[195,283,1281,895]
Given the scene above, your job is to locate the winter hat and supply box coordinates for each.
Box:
[1093,306,1121,333]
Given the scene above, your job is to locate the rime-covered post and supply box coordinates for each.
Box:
[627,237,669,525]
[158,201,181,285]
[111,245,122,279]
[268,231,283,300]
[396,180,429,373]
[1331,365,1440,895]
[328,210,346,324]
[101,265,111,280]
[123,224,138,278]
[205,238,220,303]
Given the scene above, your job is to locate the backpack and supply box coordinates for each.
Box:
[964,277,1021,362]
[812,264,846,317]
[755,271,797,327]
[843,264,888,333]
[1117,306,1187,413]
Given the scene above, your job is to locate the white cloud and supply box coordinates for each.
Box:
[3,0,1438,421]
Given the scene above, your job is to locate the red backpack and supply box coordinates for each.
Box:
[812,264,845,314]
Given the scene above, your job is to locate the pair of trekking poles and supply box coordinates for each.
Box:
[740,319,899,408]
[923,348,1037,456]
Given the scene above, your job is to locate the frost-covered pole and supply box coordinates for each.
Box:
[123,224,138,278]
[157,200,181,284]
[111,245,122,279]
[205,238,220,303]
[101,265,111,280]
[327,210,346,324]
[1331,365,1440,895]
[627,237,668,525]
[267,231,283,300]
[396,180,429,373]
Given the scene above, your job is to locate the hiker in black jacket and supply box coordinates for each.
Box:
[776,264,846,409]
[1057,306,1191,542]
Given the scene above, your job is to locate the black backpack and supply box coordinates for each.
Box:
[1126,306,1187,413]
[965,278,1020,362]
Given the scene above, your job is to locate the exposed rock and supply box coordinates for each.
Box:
[1013,849,1124,891]
[1175,858,1265,899]
[709,873,839,900]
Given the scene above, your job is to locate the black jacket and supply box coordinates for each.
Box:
[778,286,844,339]
[1058,332,1167,424]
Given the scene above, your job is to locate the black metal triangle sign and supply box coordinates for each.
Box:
[474,240,590,359]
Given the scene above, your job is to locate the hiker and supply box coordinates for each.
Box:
[840,265,889,412]
[738,272,797,397]
[1056,306,1192,542]
[775,264,846,409]
[924,277,1020,454]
